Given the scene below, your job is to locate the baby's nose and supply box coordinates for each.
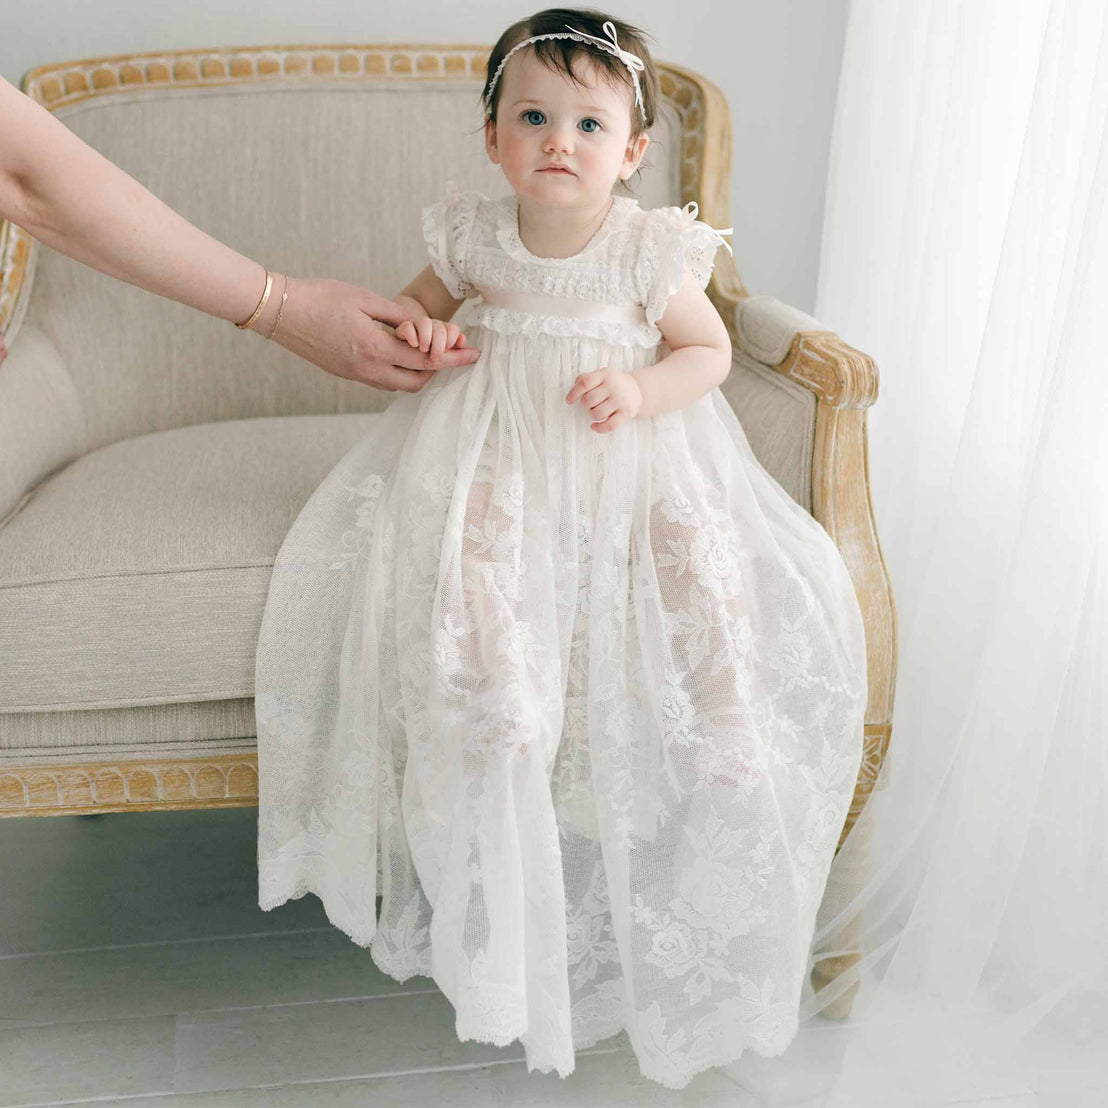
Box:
[543,123,575,153]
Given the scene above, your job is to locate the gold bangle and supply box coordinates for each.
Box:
[236,269,272,330]
[267,275,289,340]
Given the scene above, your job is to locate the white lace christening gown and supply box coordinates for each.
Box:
[254,186,869,1090]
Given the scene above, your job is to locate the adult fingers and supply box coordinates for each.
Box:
[374,328,480,372]
[360,292,407,328]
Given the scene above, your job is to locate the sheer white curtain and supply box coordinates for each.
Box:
[724,1,1108,1104]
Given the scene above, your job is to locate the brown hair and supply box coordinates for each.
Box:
[481,8,660,139]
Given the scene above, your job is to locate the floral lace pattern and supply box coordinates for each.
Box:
[421,185,479,299]
[255,185,869,1090]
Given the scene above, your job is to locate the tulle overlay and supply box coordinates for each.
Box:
[255,188,868,1090]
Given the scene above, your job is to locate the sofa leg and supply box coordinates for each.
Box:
[811,944,862,1019]
[810,782,878,1021]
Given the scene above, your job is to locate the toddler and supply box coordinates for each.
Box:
[254,6,868,1091]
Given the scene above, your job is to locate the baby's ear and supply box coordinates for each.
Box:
[621,132,650,180]
[485,118,500,164]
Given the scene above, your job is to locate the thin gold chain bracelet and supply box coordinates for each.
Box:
[267,274,289,340]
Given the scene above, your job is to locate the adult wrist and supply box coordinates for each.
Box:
[234,266,272,329]
[238,271,288,338]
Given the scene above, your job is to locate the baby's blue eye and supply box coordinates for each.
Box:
[579,117,602,133]
[522,109,546,126]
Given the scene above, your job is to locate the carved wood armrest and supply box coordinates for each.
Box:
[731,295,877,409]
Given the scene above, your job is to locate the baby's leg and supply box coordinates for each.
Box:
[455,460,535,756]
[428,444,571,1064]
[645,491,767,795]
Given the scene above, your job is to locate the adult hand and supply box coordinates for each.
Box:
[266,277,479,393]
[0,77,480,393]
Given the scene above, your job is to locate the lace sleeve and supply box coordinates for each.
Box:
[420,183,482,300]
[639,204,730,327]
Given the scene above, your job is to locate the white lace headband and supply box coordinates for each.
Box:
[485,20,647,124]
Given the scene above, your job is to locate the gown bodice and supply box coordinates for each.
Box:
[422,184,730,348]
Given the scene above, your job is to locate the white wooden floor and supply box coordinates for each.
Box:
[0,806,1062,1107]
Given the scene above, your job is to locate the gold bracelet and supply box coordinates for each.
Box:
[235,269,272,330]
[267,274,289,340]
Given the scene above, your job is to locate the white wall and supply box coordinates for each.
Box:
[1,0,849,315]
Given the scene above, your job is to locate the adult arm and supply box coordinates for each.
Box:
[0,75,479,390]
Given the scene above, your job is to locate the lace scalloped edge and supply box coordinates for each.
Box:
[637,1028,798,1091]
[369,934,432,983]
[439,1002,798,1089]
[259,877,379,947]
[260,867,802,1092]
[644,212,721,326]
[421,191,479,300]
[462,304,663,347]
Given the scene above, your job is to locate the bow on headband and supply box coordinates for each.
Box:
[570,20,646,79]
[486,20,648,123]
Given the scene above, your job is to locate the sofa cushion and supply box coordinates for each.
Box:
[0,413,380,713]
[0,699,257,764]
[721,352,815,512]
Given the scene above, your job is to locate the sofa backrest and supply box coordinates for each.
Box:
[5,48,722,455]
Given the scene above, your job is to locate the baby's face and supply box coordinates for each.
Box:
[485,47,649,210]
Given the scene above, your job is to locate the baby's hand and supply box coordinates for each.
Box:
[565,367,642,433]
[395,317,467,357]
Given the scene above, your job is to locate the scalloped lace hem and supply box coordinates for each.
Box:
[259,874,378,948]
[259,870,801,1091]
[369,934,431,982]
[636,1012,801,1091]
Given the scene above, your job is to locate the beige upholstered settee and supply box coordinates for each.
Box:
[0,44,897,1012]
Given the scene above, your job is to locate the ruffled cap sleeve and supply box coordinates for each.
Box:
[420,181,483,299]
[639,202,733,326]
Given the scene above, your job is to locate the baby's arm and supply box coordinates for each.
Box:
[394,265,469,358]
[629,267,731,418]
[565,268,730,433]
